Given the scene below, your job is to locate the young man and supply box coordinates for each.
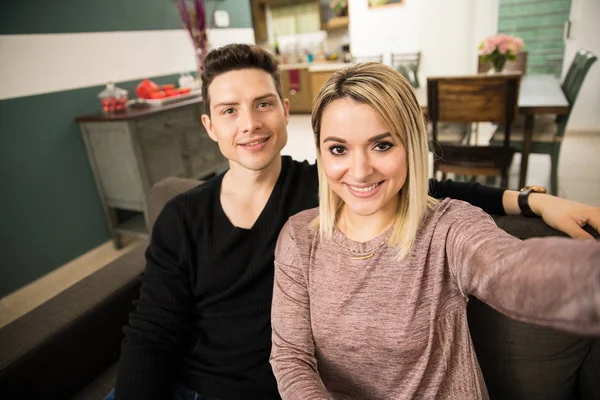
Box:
[111,44,600,400]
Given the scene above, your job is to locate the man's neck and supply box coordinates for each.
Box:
[222,156,282,197]
[219,155,283,229]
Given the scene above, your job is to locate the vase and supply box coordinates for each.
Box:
[490,56,507,74]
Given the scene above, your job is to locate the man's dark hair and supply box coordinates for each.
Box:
[201,44,283,115]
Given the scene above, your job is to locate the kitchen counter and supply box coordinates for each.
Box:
[75,97,203,123]
[279,63,310,71]
[279,62,353,72]
[308,62,352,72]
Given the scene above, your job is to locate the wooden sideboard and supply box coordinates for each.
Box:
[76,98,228,248]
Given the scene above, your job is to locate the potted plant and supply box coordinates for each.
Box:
[330,0,348,17]
[478,33,524,73]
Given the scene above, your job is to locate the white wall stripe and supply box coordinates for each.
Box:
[0,28,255,101]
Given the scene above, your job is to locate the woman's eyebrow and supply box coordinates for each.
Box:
[322,132,392,144]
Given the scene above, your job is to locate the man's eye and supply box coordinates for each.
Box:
[328,145,347,156]
[373,141,394,152]
[222,108,235,115]
[258,102,271,108]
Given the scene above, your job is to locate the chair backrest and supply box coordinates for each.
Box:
[427,74,521,187]
[478,51,528,74]
[561,49,597,110]
[353,54,384,63]
[427,74,521,134]
[392,51,421,69]
[552,49,598,137]
[392,52,421,88]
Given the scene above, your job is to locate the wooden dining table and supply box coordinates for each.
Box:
[417,74,570,189]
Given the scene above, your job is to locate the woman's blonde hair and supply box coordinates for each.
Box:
[311,62,437,260]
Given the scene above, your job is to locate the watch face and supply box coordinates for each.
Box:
[522,185,547,193]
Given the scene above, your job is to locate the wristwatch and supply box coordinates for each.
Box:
[518,185,547,217]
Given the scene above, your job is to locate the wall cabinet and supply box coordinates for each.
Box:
[280,68,313,113]
[309,70,334,102]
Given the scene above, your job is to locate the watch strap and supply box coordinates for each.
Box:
[518,188,537,218]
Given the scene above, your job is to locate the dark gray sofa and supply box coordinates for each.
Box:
[0,177,598,399]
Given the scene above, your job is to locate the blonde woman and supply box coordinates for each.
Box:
[269,63,600,399]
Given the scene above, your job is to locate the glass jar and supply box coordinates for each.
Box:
[98,82,128,114]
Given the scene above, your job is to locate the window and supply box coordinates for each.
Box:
[270,2,320,36]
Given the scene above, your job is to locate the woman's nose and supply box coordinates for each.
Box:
[350,150,374,181]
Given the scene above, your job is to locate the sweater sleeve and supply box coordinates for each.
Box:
[445,203,600,336]
[114,199,193,400]
[270,221,331,400]
[429,179,506,215]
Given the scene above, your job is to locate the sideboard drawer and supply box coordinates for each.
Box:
[141,134,188,185]
[135,107,199,142]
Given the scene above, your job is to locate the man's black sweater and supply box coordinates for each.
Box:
[114,156,505,400]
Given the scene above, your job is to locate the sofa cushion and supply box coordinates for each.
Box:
[468,298,593,400]
[578,341,600,399]
[491,214,600,240]
[148,177,202,230]
[0,242,147,399]
[70,362,118,400]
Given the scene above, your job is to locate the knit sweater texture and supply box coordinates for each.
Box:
[271,200,600,400]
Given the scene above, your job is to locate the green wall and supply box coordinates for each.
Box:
[499,0,572,75]
[0,0,253,298]
[0,0,252,34]
[0,74,181,297]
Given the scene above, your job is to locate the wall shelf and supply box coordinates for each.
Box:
[322,15,349,30]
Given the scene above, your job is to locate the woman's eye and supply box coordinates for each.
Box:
[374,141,394,152]
[329,145,347,156]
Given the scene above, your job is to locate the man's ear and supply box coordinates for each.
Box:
[283,98,290,125]
[201,114,218,142]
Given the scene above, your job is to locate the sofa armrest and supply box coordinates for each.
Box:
[492,214,600,240]
[0,241,147,399]
[148,177,202,231]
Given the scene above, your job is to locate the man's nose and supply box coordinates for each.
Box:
[239,108,262,134]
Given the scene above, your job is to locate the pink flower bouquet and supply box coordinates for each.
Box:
[478,33,524,73]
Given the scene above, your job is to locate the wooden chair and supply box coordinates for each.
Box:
[489,49,597,194]
[478,51,528,74]
[392,51,421,88]
[428,74,522,188]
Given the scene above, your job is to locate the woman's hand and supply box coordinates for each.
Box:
[530,194,600,240]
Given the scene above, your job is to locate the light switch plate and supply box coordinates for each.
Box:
[214,10,230,28]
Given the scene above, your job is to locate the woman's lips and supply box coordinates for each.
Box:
[345,181,383,198]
